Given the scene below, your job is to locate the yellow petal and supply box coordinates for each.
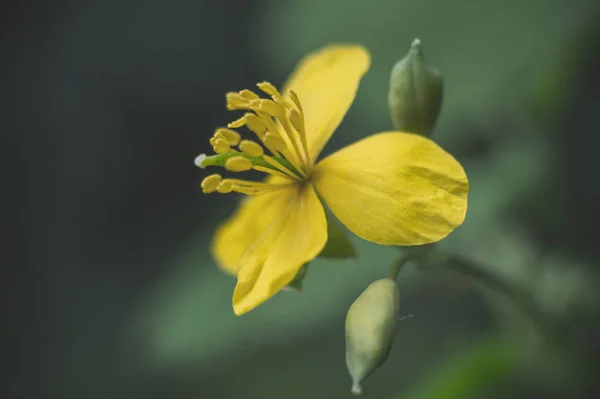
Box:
[312,132,468,246]
[233,183,327,315]
[211,176,296,275]
[283,45,370,160]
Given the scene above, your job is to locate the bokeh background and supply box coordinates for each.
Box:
[5,0,600,398]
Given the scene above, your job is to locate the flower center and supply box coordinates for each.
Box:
[195,82,312,195]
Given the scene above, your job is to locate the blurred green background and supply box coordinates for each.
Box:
[5,0,600,398]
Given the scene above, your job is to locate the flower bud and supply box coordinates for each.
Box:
[388,38,443,137]
[345,278,399,395]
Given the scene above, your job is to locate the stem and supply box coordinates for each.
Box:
[388,254,412,281]
[389,247,569,344]
[433,252,569,344]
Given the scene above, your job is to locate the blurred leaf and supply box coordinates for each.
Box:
[397,337,514,399]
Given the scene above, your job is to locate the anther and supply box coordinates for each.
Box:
[264,132,287,152]
[288,109,303,133]
[239,140,264,157]
[225,156,253,172]
[257,82,281,97]
[250,99,282,116]
[226,92,248,110]
[212,131,226,141]
[244,114,267,134]
[216,179,234,193]
[212,138,230,154]
[228,115,247,129]
[215,128,241,146]
[239,89,259,100]
[201,174,222,193]
[287,89,303,111]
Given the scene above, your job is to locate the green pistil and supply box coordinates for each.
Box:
[201,152,302,178]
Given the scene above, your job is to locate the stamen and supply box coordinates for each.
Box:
[201,174,222,193]
[239,140,264,157]
[250,99,282,117]
[225,178,291,187]
[264,154,305,179]
[224,113,282,158]
[212,138,230,154]
[243,114,267,134]
[215,128,241,146]
[257,81,281,97]
[197,82,316,197]
[252,165,291,179]
[216,180,234,193]
[225,178,295,196]
[254,111,305,174]
[226,92,248,110]
[288,109,303,133]
[212,132,226,142]
[225,156,253,172]
[239,89,259,101]
[224,113,278,157]
[287,89,311,165]
[287,90,303,112]
[279,112,308,165]
[264,133,287,152]
[227,115,246,129]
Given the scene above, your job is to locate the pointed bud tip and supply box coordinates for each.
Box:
[351,382,363,395]
[411,38,421,48]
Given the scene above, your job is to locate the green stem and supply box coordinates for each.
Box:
[428,250,569,344]
[442,254,549,325]
[388,254,412,281]
[389,246,570,344]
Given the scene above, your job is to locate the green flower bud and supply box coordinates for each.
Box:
[388,38,443,137]
[345,278,399,395]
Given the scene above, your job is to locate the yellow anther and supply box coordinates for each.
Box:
[213,138,230,154]
[239,140,264,157]
[216,179,234,193]
[225,156,253,172]
[288,109,303,133]
[239,89,259,100]
[250,99,282,116]
[228,115,246,129]
[201,174,222,193]
[215,128,241,146]
[226,92,248,110]
[257,81,281,97]
[244,113,267,134]
[264,132,287,152]
[212,132,229,148]
[287,89,303,112]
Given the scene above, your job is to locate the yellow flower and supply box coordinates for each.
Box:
[195,45,469,315]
